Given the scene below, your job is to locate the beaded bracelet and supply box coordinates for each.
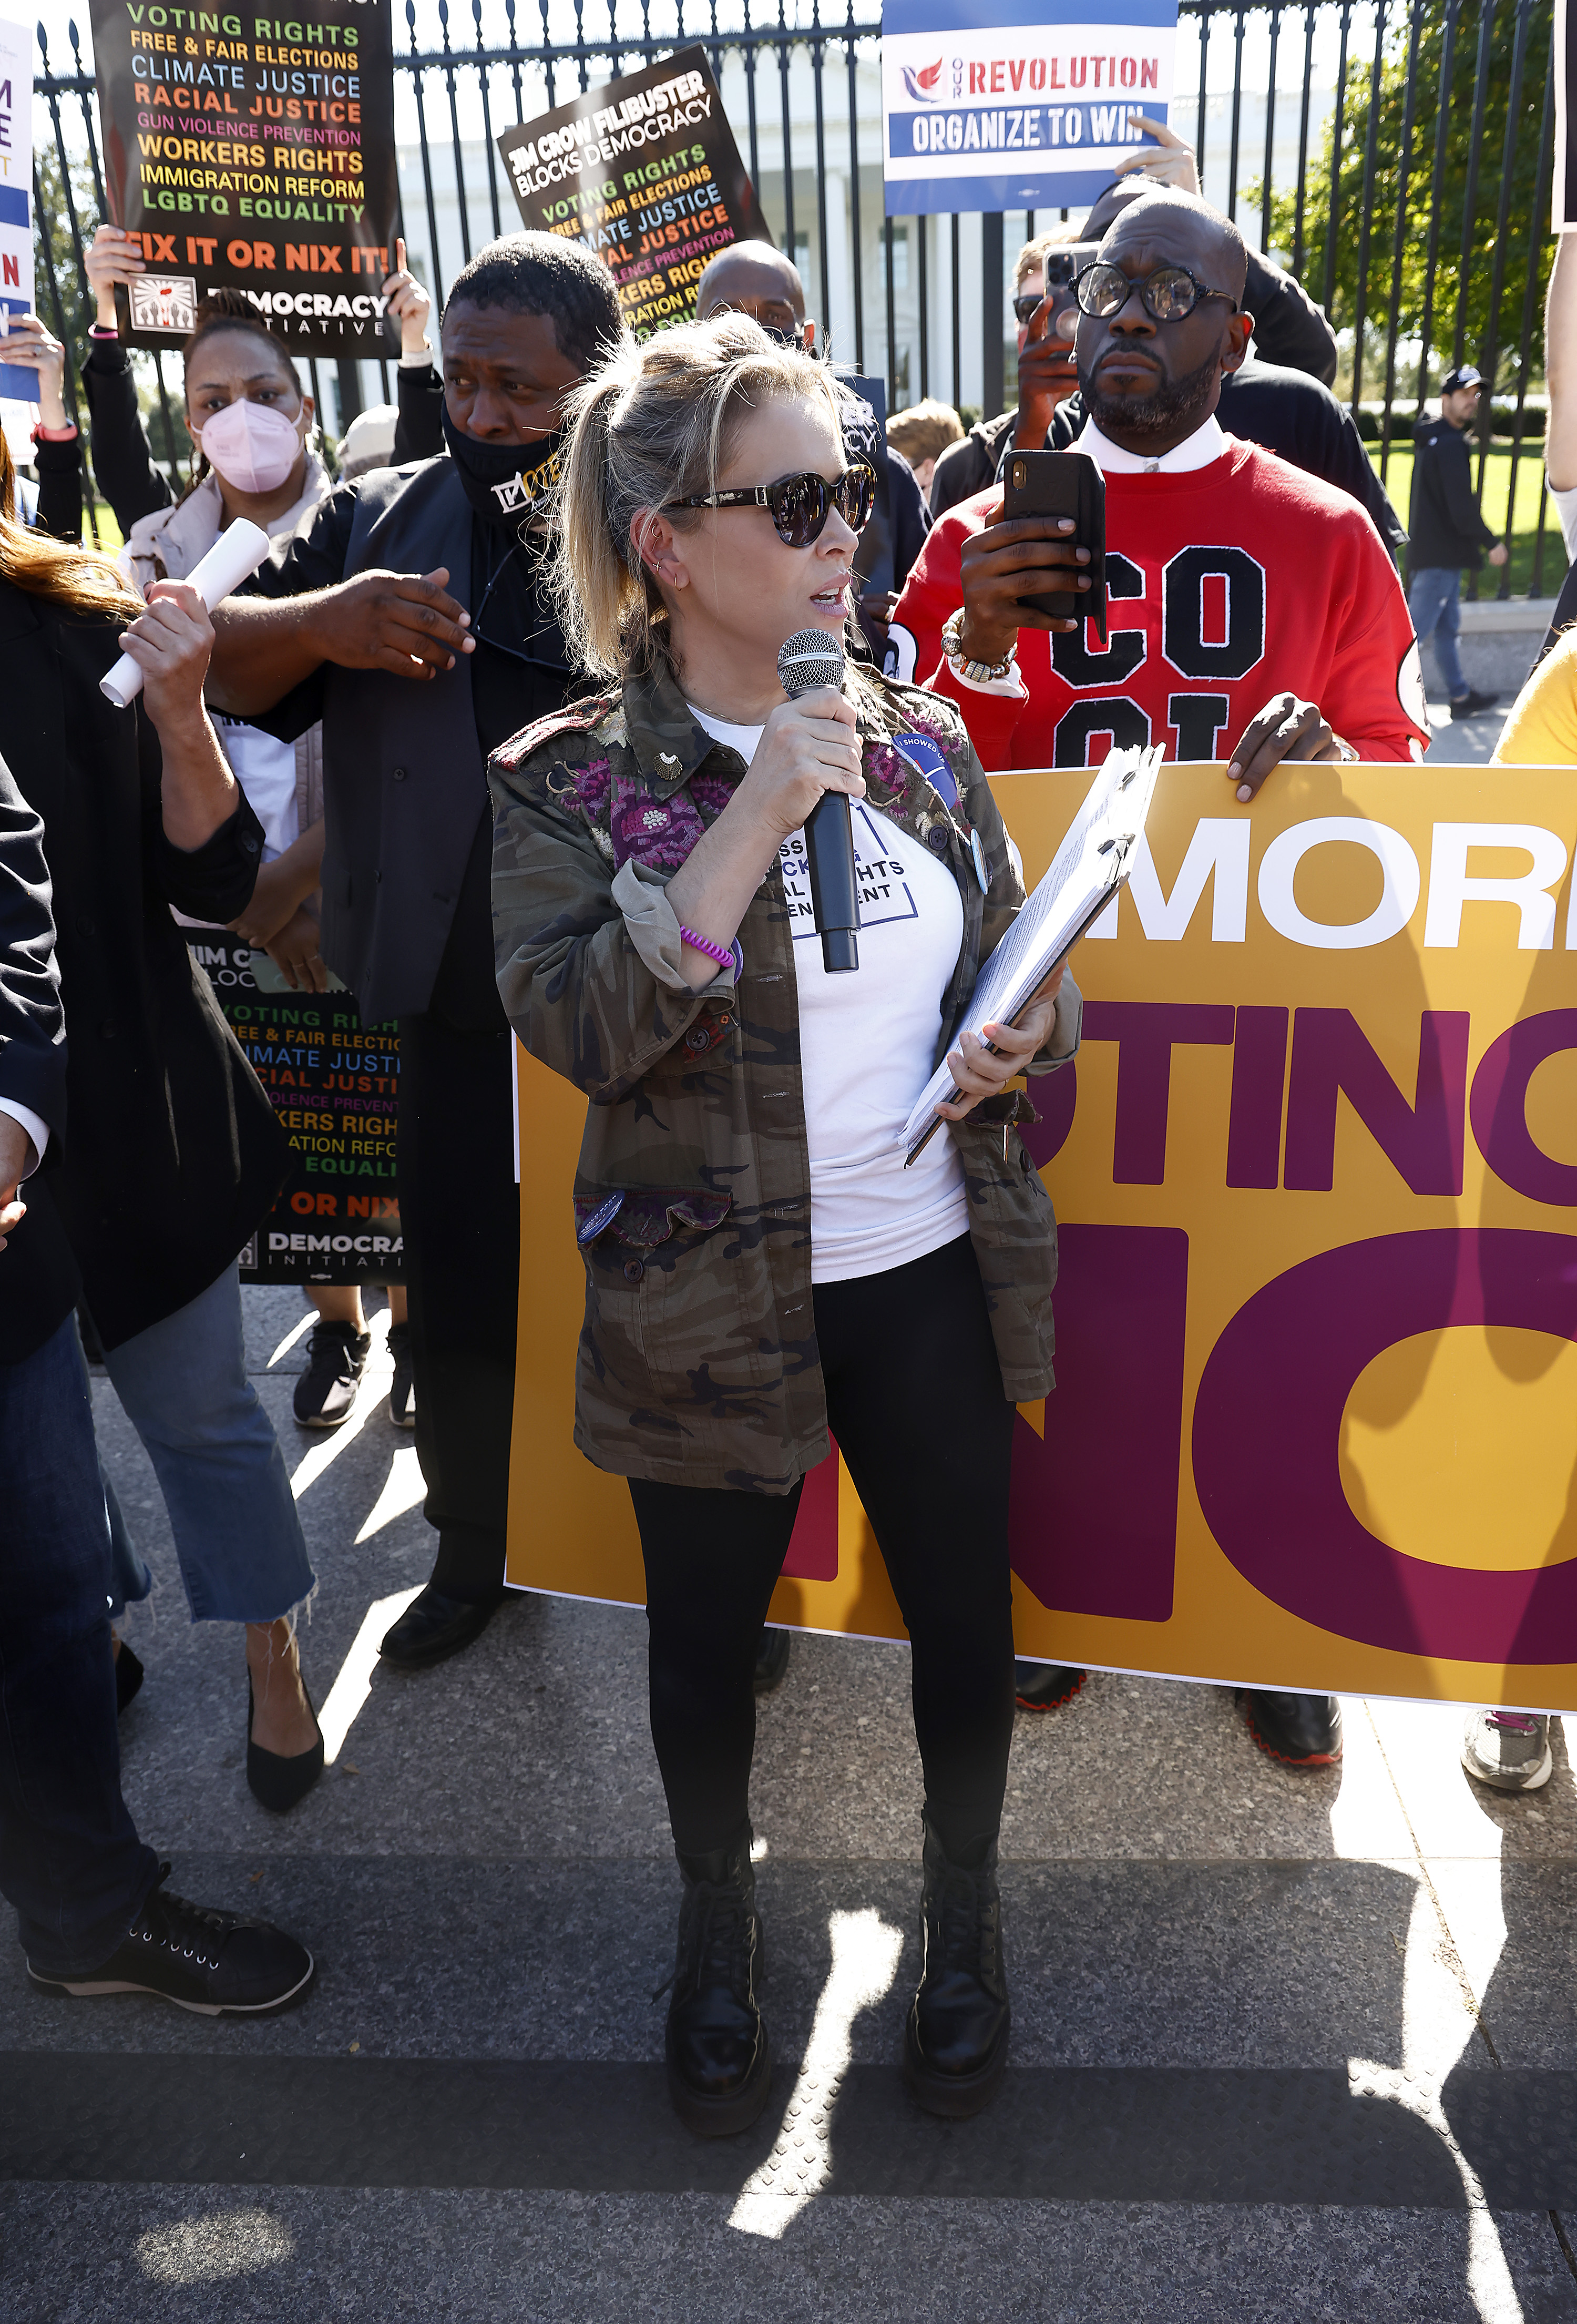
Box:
[678,925,735,970]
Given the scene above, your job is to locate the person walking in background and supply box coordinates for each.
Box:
[0,436,324,1815]
[885,399,964,500]
[491,315,1081,2132]
[1408,364,1509,722]
[204,233,623,1674]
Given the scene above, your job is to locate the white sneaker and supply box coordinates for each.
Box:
[1461,1708,1553,1792]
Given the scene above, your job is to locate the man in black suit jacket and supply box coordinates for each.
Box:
[0,760,312,2011]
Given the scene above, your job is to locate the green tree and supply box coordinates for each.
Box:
[1255,0,1552,420]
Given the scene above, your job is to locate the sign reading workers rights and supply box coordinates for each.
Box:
[507,761,1577,1716]
[89,0,398,354]
[497,46,770,340]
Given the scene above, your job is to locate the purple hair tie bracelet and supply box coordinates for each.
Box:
[679,925,738,973]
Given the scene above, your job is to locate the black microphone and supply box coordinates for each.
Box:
[777,627,859,973]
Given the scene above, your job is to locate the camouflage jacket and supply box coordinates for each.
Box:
[488,659,1081,1495]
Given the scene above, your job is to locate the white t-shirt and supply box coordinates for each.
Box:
[688,706,970,1284]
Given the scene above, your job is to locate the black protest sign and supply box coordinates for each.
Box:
[1561,0,1577,229]
[89,0,398,355]
[497,45,770,338]
[188,929,404,1285]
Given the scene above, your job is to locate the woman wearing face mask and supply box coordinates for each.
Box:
[101,297,419,1446]
[490,317,1081,2132]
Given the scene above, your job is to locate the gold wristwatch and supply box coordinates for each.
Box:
[940,606,1018,684]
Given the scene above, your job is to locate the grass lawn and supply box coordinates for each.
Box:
[1371,443,1568,601]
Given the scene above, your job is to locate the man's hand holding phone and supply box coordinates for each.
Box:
[1013,298,1079,451]
[955,503,1091,666]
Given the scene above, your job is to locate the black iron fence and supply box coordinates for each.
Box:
[30,0,1562,595]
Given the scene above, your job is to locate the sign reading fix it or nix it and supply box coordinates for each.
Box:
[508,762,1577,1716]
[881,0,1179,217]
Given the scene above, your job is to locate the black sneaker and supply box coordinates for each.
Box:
[292,1321,371,1429]
[1241,1689,1343,1768]
[27,1866,314,2015]
[1015,1660,1087,1711]
[387,1320,416,1429]
[1449,688,1500,719]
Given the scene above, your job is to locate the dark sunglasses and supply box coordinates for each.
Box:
[673,461,876,548]
[1074,259,1240,322]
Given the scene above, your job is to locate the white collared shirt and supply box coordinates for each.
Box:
[1072,411,1229,475]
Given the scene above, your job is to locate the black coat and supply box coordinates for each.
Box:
[1408,414,1498,574]
[0,757,79,1362]
[0,579,289,1350]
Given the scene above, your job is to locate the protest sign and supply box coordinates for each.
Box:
[882,0,1179,217]
[89,0,398,355]
[507,759,1577,1714]
[0,18,36,402]
[187,927,403,1284]
[497,45,769,339]
[1559,0,1577,229]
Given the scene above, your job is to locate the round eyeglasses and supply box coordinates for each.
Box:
[673,462,877,549]
[1073,260,1240,323]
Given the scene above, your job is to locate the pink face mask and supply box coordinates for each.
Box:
[198,397,303,494]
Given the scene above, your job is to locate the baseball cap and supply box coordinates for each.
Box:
[336,403,399,480]
[1441,364,1483,394]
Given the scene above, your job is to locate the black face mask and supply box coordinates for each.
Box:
[441,401,566,531]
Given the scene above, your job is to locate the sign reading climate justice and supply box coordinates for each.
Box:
[498,45,769,340]
[89,0,398,353]
[507,761,1577,1716]
[882,0,1179,217]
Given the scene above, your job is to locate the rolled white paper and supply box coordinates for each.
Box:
[99,517,273,708]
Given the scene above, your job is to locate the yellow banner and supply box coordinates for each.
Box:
[509,760,1577,1711]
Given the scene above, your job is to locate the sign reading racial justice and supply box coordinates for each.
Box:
[508,761,1577,1715]
[498,45,769,339]
[89,0,397,352]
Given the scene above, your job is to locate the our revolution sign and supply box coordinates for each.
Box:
[507,760,1577,1714]
[89,0,398,354]
[882,0,1179,217]
[0,17,35,400]
[497,46,770,340]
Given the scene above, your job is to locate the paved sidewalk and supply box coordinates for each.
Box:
[5,1283,1577,2321]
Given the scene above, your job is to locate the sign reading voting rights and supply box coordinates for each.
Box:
[882,0,1179,217]
[507,760,1577,1716]
[0,18,35,402]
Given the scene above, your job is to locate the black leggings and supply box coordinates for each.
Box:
[630,1233,1017,1867]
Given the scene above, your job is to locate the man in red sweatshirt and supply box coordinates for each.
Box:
[888,190,1428,792]
[889,189,1429,1769]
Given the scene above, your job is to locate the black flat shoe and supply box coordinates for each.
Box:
[246,1674,324,1813]
[904,1813,1010,2120]
[378,1585,503,1671]
[114,1639,144,1717]
[1241,1689,1343,1768]
[753,1626,791,1696]
[663,1828,771,2137]
[1015,1660,1086,1711]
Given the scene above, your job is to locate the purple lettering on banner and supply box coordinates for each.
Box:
[1082,1001,1235,1184]
[781,1440,839,1581]
[1225,1006,1289,1189]
[1283,1009,1470,1196]
[1193,1228,1577,1663]
[1009,1224,1189,1620]
[1020,1061,1078,1169]
[1470,1010,1577,1207]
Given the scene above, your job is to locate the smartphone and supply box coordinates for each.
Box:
[1001,447,1107,642]
[1036,240,1101,346]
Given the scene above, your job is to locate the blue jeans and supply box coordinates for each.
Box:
[100,1263,315,1625]
[0,1313,160,1971]
[1408,566,1467,701]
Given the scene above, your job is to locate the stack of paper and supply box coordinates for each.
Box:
[904,743,1164,1159]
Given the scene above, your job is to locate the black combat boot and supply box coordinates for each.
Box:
[903,1811,1010,2119]
[663,1826,771,2136]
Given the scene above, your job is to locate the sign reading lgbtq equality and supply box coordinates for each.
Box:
[89,0,397,353]
[187,929,403,1286]
[883,0,1178,216]
[497,47,770,339]
[508,761,1577,1714]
